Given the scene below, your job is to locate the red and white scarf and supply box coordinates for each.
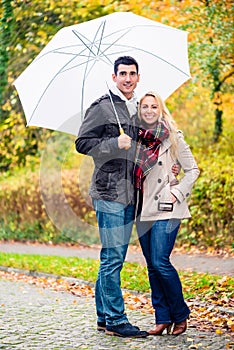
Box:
[134,120,169,191]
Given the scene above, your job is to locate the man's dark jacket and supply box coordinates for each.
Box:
[75,92,138,205]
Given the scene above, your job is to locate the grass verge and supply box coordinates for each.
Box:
[0,252,233,300]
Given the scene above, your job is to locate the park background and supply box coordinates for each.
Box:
[0,0,233,253]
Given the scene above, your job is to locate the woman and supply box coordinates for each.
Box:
[134,92,199,336]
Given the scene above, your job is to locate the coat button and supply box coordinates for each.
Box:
[158,179,162,183]
[158,161,162,166]
[154,195,158,200]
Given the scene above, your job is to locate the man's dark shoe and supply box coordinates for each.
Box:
[105,322,149,338]
[97,322,106,332]
[97,321,140,333]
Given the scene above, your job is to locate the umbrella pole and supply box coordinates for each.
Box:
[108,96,128,149]
[106,83,130,150]
[106,82,124,136]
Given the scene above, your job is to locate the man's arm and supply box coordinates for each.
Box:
[75,101,130,158]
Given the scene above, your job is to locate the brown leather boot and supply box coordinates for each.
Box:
[148,323,172,336]
[172,319,187,335]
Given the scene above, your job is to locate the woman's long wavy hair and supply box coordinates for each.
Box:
[138,91,178,159]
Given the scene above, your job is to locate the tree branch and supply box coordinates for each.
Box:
[215,71,234,91]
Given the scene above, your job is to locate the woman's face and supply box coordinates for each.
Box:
[140,95,160,128]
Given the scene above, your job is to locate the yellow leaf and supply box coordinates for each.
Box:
[227,320,234,327]
[128,304,136,310]
[187,337,194,342]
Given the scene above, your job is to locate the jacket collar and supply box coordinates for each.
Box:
[159,137,171,155]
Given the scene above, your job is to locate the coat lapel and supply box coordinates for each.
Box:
[159,138,171,156]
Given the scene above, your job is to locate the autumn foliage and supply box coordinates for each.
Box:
[0,1,233,250]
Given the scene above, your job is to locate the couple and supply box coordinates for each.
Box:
[75,56,199,338]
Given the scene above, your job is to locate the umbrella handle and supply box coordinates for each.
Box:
[119,128,124,135]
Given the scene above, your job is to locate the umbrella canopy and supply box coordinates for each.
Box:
[13,11,191,136]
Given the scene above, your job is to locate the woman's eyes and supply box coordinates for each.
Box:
[141,105,158,109]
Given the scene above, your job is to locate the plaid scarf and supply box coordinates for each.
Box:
[134,120,169,191]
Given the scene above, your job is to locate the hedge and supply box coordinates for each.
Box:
[0,152,233,249]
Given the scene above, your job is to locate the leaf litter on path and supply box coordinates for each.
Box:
[0,270,233,335]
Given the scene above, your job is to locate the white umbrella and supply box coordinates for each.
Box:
[13,11,190,136]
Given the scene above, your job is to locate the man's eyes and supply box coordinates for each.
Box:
[119,72,137,76]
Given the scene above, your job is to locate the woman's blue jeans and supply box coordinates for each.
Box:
[137,218,190,324]
[92,199,135,326]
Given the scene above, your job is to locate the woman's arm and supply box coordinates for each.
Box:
[170,133,200,203]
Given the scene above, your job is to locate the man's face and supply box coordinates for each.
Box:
[112,64,140,99]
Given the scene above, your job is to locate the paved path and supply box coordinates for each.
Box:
[0,242,233,276]
[0,278,233,349]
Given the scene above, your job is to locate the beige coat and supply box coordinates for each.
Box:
[139,131,200,221]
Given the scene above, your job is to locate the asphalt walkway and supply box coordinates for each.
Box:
[0,241,233,276]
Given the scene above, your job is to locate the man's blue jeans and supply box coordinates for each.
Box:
[92,199,135,326]
[137,218,190,324]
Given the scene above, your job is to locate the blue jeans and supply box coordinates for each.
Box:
[92,199,135,326]
[137,219,190,324]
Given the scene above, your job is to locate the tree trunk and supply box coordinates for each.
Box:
[0,0,14,122]
[213,91,223,142]
[213,108,223,142]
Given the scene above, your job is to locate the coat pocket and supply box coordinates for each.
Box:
[95,162,122,191]
[154,182,174,212]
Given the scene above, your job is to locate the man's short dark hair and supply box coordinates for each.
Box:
[114,56,139,75]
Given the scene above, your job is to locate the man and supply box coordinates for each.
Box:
[75,56,148,338]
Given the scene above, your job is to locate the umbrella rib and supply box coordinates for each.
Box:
[72,30,97,56]
[59,55,112,73]
[96,20,106,56]
[71,26,113,66]
[27,55,80,125]
[81,58,97,118]
[79,20,110,117]
[72,20,106,58]
[129,45,190,77]
[32,44,89,63]
[99,28,134,56]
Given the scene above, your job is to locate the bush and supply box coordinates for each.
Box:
[178,151,234,249]
[0,148,233,249]
[0,168,99,245]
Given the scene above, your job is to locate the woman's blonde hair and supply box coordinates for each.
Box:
[138,91,178,158]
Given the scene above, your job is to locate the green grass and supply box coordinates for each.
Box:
[0,252,233,300]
